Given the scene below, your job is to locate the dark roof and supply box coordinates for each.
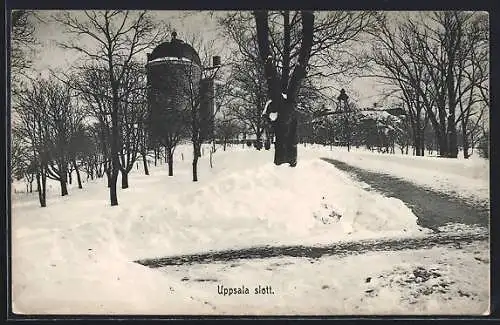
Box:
[148,38,201,66]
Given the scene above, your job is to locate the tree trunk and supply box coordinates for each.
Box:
[59,161,69,196]
[436,126,448,157]
[36,170,42,203]
[168,150,174,176]
[73,160,82,189]
[193,141,201,182]
[223,140,227,151]
[438,135,447,157]
[414,134,422,157]
[105,169,112,188]
[60,179,68,196]
[121,171,129,189]
[142,152,149,175]
[192,157,198,182]
[462,122,470,159]
[414,117,422,156]
[447,58,458,159]
[448,115,458,158]
[419,132,425,157]
[154,147,158,166]
[164,146,168,163]
[36,166,47,207]
[41,168,47,207]
[345,115,351,153]
[273,106,298,166]
[95,162,101,178]
[110,103,119,206]
[437,106,449,157]
[255,129,263,150]
[418,116,424,155]
[192,158,198,182]
[68,169,72,185]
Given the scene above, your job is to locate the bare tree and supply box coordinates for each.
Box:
[455,13,489,158]
[182,60,220,182]
[162,33,224,182]
[11,129,36,192]
[368,11,489,158]
[117,62,147,188]
[70,63,114,186]
[253,10,314,166]
[14,78,81,198]
[41,79,82,196]
[54,10,169,206]
[252,10,380,166]
[14,79,52,206]
[215,113,241,151]
[10,10,39,87]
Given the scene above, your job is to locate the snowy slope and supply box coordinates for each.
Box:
[10,144,488,314]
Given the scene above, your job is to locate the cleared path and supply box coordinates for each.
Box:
[321,157,489,230]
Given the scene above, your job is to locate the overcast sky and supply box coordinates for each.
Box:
[28,10,384,108]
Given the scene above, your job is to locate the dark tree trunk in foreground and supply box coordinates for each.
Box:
[192,157,198,182]
[121,171,129,189]
[254,10,314,167]
[273,103,298,165]
[462,121,470,159]
[110,107,119,206]
[60,179,68,196]
[73,160,83,189]
[167,149,174,176]
[438,128,448,157]
[142,152,149,175]
[192,143,200,182]
[36,166,47,207]
[105,169,112,188]
[419,129,425,157]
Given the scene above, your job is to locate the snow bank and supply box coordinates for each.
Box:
[12,146,430,314]
[155,157,428,255]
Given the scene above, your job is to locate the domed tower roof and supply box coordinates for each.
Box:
[148,32,202,66]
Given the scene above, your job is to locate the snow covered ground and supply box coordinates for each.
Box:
[159,240,489,315]
[313,145,489,207]
[10,144,490,315]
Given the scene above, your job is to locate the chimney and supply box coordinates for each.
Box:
[213,56,221,67]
